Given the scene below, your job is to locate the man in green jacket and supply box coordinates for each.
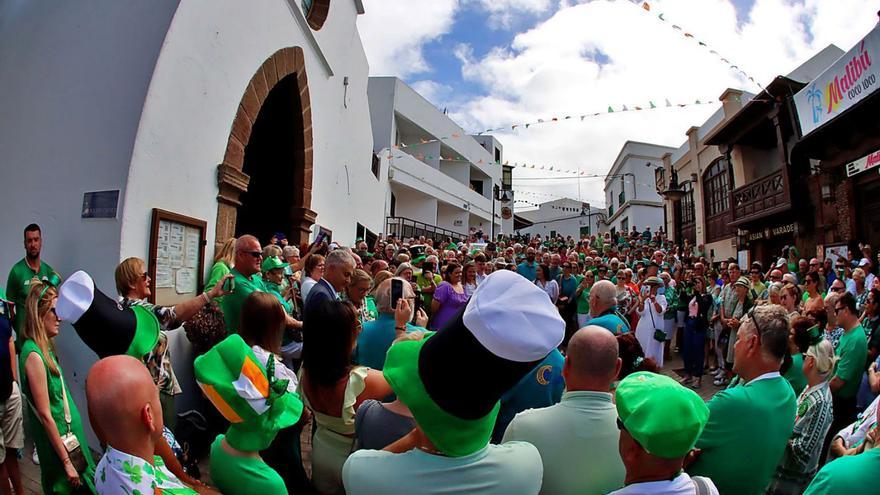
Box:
[687,304,797,494]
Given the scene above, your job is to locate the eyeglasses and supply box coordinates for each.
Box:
[770,275,782,280]
[242,251,263,259]
[750,270,760,275]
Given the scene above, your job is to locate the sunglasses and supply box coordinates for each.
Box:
[750,270,760,275]
[830,287,845,293]
[770,275,781,280]
[49,307,59,318]
[834,306,845,314]
[243,251,263,259]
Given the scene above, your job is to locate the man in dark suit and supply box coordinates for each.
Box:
[305,248,356,313]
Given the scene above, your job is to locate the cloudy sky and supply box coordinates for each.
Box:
[358,0,876,209]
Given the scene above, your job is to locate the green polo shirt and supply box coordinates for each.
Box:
[6,258,58,334]
[220,268,267,334]
[576,285,591,315]
[804,448,880,494]
[688,374,797,495]
[834,324,868,398]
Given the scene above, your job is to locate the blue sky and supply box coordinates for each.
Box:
[359,0,875,207]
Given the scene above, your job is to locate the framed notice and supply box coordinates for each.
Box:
[148,209,207,306]
[823,243,848,266]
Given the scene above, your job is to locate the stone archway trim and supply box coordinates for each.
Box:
[215,46,316,250]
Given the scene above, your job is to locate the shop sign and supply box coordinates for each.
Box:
[845,149,880,177]
[795,25,880,136]
[741,222,798,242]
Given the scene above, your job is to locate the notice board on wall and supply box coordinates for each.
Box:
[148,209,207,306]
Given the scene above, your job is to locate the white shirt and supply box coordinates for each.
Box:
[746,371,782,386]
[609,472,719,495]
[300,276,318,302]
[251,345,298,392]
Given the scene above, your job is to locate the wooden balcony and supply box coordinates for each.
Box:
[730,168,790,226]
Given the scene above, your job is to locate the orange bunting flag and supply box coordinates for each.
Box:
[684,32,694,38]
[642,2,650,11]
[452,133,460,138]
[552,117,558,121]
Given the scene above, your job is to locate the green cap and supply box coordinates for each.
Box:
[615,372,709,459]
[195,334,303,452]
[261,256,289,273]
[0,287,6,302]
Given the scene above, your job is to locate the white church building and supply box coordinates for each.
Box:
[0,0,385,438]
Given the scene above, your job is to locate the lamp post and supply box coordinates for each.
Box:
[492,184,512,240]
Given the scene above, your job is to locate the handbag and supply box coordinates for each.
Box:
[25,366,88,475]
[58,374,89,475]
[647,299,666,343]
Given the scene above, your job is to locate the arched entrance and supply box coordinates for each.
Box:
[215,47,316,250]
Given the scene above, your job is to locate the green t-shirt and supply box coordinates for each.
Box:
[783,353,808,396]
[416,272,442,312]
[6,258,58,334]
[220,268,267,334]
[576,285,590,315]
[209,435,285,494]
[804,448,880,494]
[689,375,797,495]
[206,261,231,305]
[834,325,869,398]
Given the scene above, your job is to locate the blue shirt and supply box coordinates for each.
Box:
[492,350,565,443]
[354,313,426,370]
[557,275,579,300]
[516,261,538,282]
[589,312,630,335]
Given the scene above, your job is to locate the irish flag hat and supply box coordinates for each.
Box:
[194,334,303,451]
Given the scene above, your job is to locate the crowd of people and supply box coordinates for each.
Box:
[0,222,879,494]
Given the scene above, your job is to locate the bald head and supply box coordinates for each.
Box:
[564,326,621,390]
[87,356,162,452]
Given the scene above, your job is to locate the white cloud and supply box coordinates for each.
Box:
[410,80,455,108]
[471,0,554,29]
[357,0,459,77]
[443,0,876,207]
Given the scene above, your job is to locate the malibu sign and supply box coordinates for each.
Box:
[795,25,880,136]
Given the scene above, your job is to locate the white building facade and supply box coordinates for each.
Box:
[368,77,503,240]
[0,0,382,439]
[517,199,606,240]
[603,141,676,234]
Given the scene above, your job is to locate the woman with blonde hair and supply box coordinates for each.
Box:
[206,237,235,296]
[20,282,96,494]
[347,269,377,323]
[767,335,837,494]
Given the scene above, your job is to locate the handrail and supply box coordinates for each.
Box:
[385,216,467,243]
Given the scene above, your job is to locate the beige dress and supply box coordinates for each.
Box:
[299,366,368,495]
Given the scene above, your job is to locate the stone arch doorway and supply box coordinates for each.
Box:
[215,47,316,251]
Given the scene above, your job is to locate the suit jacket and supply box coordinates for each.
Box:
[305,278,339,313]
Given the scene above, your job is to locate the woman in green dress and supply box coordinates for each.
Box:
[20,282,96,494]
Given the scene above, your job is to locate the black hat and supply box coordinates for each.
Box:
[56,271,160,359]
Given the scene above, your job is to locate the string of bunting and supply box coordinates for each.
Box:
[636,1,766,91]
[380,95,745,164]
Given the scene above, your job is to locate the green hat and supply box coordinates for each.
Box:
[412,255,427,266]
[195,334,303,452]
[806,325,824,346]
[384,271,564,457]
[0,287,6,302]
[644,276,663,286]
[261,256,289,273]
[56,271,160,360]
[616,372,709,458]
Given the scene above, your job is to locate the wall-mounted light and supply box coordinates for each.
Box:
[821,184,832,202]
